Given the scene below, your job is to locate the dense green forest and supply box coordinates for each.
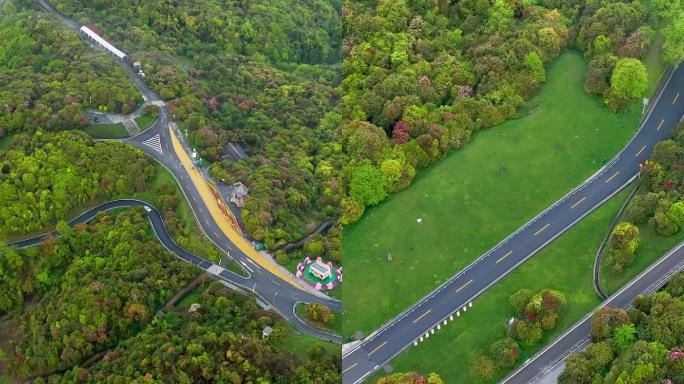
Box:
[559,271,684,383]
[0,209,196,377]
[44,0,345,262]
[0,130,154,237]
[0,209,340,382]
[338,0,684,225]
[0,4,140,135]
[47,281,340,383]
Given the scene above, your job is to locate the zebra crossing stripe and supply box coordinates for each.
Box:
[143,134,162,154]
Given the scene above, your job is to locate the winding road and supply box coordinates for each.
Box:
[342,65,684,383]
[29,0,342,343]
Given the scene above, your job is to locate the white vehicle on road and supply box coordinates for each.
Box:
[143,206,152,212]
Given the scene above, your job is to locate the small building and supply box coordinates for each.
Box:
[229,182,249,207]
[309,260,332,280]
[220,142,248,162]
[79,25,127,61]
[262,326,273,338]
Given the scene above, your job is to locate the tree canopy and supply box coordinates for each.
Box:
[0,5,140,135]
[559,272,684,384]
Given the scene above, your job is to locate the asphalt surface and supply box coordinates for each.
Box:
[501,240,684,384]
[31,0,342,343]
[342,65,684,384]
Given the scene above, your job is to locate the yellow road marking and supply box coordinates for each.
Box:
[367,341,387,357]
[496,251,512,264]
[674,93,680,104]
[168,126,303,290]
[455,279,474,293]
[605,171,620,183]
[342,363,358,374]
[534,223,550,237]
[571,197,586,209]
[413,309,432,324]
[635,145,647,158]
[657,118,665,131]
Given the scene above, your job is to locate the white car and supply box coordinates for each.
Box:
[143,206,152,212]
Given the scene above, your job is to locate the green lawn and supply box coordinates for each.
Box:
[644,30,666,95]
[282,323,340,358]
[370,188,630,383]
[134,115,155,132]
[81,122,129,139]
[342,51,642,338]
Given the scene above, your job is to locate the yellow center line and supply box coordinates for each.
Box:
[635,145,647,158]
[674,93,680,104]
[605,171,620,183]
[412,309,432,324]
[342,363,358,374]
[571,197,586,209]
[367,341,388,357]
[657,118,665,131]
[168,126,303,290]
[496,251,513,264]
[455,279,474,293]
[534,223,550,237]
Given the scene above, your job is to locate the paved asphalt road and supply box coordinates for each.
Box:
[7,198,341,342]
[342,65,684,383]
[32,0,342,343]
[501,240,684,384]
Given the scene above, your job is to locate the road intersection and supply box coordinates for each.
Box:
[28,0,342,343]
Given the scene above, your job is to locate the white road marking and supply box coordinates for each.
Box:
[412,309,432,324]
[534,223,550,236]
[571,197,586,209]
[142,134,163,153]
[496,251,513,264]
[367,341,387,357]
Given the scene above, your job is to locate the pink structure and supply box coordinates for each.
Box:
[327,260,333,267]
[315,282,322,290]
[326,282,334,290]
[296,270,302,278]
[304,256,311,264]
[316,256,322,263]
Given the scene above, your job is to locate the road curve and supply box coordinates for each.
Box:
[501,240,684,384]
[34,0,343,342]
[342,65,684,383]
[5,199,342,343]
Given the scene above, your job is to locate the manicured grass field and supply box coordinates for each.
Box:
[81,122,129,139]
[341,51,642,337]
[369,188,630,383]
[282,324,340,358]
[134,115,155,132]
